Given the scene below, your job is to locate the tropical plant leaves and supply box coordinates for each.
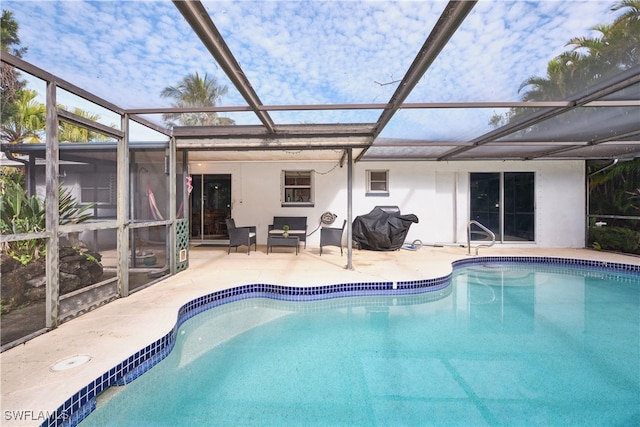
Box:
[1,181,96,263]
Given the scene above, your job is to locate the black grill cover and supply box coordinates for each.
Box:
[352,207,418,251]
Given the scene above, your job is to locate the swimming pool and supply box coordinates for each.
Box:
[47,257,640,426]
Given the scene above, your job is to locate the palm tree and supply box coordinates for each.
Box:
[0,89,45,143]
[58,107,112,142]
[490,0,639,128]
[0,10,26,55]
[609,0,640,67]
[1,10,28,127]
[161,72,235,127]
[519,53,576,101]
[558,0,639,87]
[566,23,637,78]
[518,50,606,101]
[521,0,639,100]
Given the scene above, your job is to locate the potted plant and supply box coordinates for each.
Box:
[283,225,290,238]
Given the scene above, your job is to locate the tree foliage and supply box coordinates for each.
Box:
[0,179,46,264]
[490,0,639,127]
[0,10,26,56]
[0,89,45,143]
[1,10,28,129]
[0,179,96,264]
[161,72,236,127]
[58,107,112,142]
[1,96,113,144]
[521,0,639,100]
[589,158,640,217]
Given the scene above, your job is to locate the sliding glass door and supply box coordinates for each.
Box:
[503,172,535,241]
[190,174,231,242]
[470,172,535,242]
[469,173,501,240]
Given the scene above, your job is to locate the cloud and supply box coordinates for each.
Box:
[4,0,622,139]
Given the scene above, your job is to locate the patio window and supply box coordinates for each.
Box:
[366,170,389,196]
[282,170,314,207]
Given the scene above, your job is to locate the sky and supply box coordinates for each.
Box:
[3,0,622,142]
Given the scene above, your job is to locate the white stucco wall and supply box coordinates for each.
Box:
[190,159,586,248]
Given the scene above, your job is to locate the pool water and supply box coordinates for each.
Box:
[83,264,639,426]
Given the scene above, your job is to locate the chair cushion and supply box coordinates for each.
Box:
[269,229,305,235]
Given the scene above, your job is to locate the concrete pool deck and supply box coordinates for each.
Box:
[1,245,639,426]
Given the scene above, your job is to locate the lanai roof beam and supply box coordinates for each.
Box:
[440,64,640,160]
[365,1,478,151]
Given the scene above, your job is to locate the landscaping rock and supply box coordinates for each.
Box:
[0,246,104,314]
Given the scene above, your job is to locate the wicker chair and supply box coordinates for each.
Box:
[320,220,347,256]
[225,218,257,255]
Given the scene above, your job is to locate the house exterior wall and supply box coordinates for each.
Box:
[189,160,586,248]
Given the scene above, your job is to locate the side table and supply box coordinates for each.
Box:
[267,236,300,255]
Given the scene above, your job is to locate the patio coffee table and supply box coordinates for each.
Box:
[267,235,300,255]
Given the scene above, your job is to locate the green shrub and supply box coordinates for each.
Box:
[589,226,640,255]
[0,180,95,264]
[58,185,95,225]
[0,180,46,263]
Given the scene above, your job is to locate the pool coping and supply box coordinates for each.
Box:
[43,255,640,427]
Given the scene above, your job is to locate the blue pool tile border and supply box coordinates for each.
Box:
[42,256,639,427]
[450,255,640,273]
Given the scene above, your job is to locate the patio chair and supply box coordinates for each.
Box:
[320,219,347,256]
[225,218,257,255]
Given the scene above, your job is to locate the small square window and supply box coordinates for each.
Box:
[366,170,389,196]
[282,170,314,206]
